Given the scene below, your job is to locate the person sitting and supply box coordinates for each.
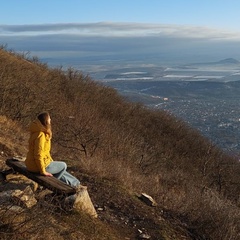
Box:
[25,112,80,188]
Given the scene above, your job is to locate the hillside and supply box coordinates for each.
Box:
[0,46,240,240]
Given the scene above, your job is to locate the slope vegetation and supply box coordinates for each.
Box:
[0,47,239,239]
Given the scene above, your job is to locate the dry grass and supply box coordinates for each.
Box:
[0,46,240,239]
[0,115,28,166]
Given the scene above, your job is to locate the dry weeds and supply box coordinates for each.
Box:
[0,46,239,240]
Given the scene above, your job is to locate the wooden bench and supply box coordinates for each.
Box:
[5,158,76,196]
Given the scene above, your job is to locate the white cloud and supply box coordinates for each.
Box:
[1,22,240,65]
[1,22,240,40]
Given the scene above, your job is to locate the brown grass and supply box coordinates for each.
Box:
[0,46,240,239]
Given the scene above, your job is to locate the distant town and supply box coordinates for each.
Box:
[154,96,240,155]
[100,59,240,156]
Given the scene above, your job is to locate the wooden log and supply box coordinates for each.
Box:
[6,158,76,196]
[0,168,14,181]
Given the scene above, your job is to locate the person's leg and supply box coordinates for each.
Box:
[46,161,80,187]
[46,161,67,179]
[60,171,80,187]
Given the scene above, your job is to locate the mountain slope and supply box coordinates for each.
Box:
[0,47,239,239]
[0,116,195,240]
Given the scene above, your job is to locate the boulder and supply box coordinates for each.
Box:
[11,186,37,208]
[65,185,98,218]
[6,173,39,192]
[74,185,98,218]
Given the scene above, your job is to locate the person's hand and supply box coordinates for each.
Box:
[43,172,53,177]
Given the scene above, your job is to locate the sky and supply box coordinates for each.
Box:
[1,0,240,68]
[1,0,240,30]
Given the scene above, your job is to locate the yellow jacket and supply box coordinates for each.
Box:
[25,119,53,174]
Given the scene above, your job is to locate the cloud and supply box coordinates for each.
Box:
[1,22,240,65]
[1,22,240,40]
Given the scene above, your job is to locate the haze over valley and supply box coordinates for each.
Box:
[35,49,240,154]
[97,58,240,154]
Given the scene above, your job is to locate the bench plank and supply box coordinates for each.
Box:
[6,158,76,196]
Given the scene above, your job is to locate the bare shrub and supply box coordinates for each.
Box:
[0,47,240,240]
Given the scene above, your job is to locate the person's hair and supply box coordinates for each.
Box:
[37,112,50,128]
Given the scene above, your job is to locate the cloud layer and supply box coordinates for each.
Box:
[1,22,240,66]
[2,22,240,39]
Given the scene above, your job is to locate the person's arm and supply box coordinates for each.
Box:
[34,132,53,176]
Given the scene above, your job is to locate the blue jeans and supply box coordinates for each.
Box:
[46,161,80,187]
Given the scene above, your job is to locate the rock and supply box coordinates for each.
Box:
[36,188,53,200]
[139,233,151,239]
[0,205,26,229]
[73,185,98,218]
[6,173,39,192]
[0,188,31,227]
[0,190,17,204]
[138,229,151,239]
[138,193,157,207]
[0,205,23,213]
[11,186,37,208]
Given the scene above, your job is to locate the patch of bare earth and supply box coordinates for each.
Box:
[79,173,195,240]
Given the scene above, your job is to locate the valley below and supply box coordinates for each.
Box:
[98,60,240,155]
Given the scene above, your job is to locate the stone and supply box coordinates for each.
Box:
[138,193,157,207]
[138,229,151,239]
[73,185,98,218]
[139,233,151,239]
[6,173,39,192]
[11,186,37,208]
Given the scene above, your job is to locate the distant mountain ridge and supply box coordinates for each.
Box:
[183,58,240,67]
[217,58,240,64]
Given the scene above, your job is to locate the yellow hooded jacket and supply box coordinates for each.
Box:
[25,119,53,174]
